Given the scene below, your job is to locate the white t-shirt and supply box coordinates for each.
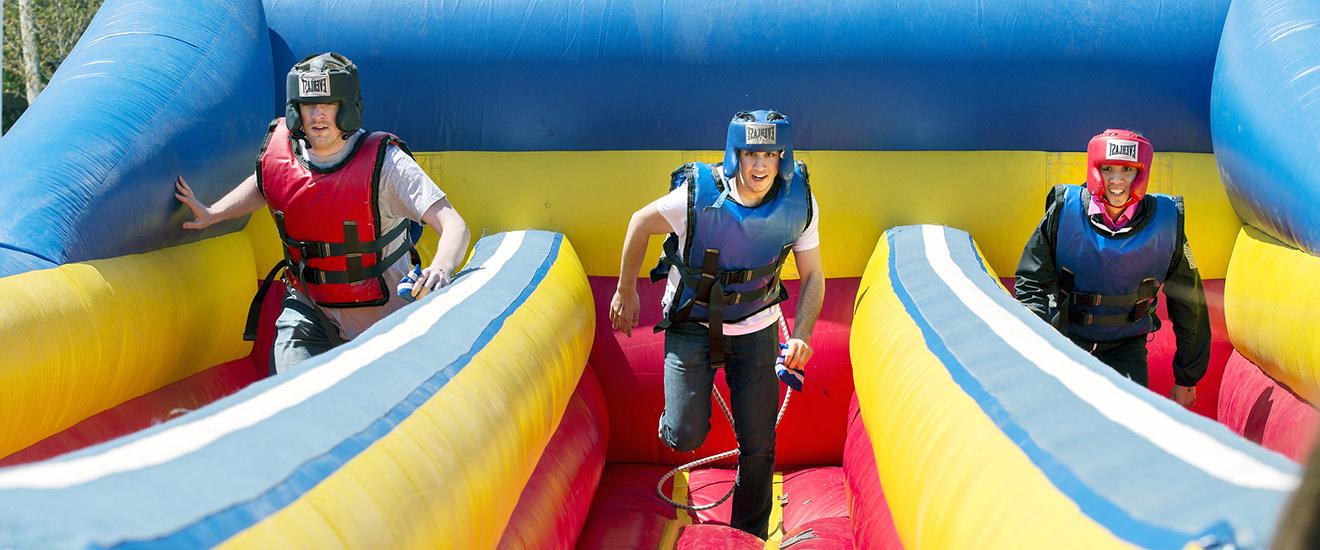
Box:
[655,177,820,336]
[287,130,445,340]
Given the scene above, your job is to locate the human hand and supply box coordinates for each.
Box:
[1170,384,1196,409]
[782,337,813,371]
[174,176,217,230]
[609,287,640,337]
[413,265,452,299]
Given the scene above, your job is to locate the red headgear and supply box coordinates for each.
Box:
[1086,129,1154,206]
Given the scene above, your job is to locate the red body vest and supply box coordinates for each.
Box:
[258,118,408,308]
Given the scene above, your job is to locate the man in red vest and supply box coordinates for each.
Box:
[175,52,470,374]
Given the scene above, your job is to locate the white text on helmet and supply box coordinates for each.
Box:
[299,73,331,97]
[1105,139,1139,162]
[745,124,777,145]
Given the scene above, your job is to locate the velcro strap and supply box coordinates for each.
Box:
[719,263,777,285]
[1071,278,1160,307]
[698,249,725,369]
[1058,267,1076,293]
[1071,291,1140,307]
[282,221,410,260]
[1067,310,1134,327]
[708,276,725,369]
[297,240,414,285]
[727,244,792,285]
[721,280,778,306]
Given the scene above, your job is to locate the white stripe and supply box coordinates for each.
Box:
[0,232,531,490]
[917,225,1297,491]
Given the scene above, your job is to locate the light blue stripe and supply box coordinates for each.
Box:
[0,231,566,549]
[885,225,1290,549]
[122,233,565,548]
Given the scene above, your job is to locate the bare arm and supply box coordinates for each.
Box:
[609,200,673,336]
[175,174,265,230]
[414,197,470,292]
[783,246,824,371]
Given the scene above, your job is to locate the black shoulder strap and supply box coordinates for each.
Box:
[244,260,289,342]
[254,118,282,199]
[1045,184,1073,254]
[1170,195,1187,276]
[799,161,814,235]
[649,164,699,282]
[682,164,698,262]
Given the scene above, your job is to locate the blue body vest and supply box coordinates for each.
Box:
[1055,184,1180,342]
[657,161,813,327]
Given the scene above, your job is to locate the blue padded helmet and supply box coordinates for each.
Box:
[722,110,794,183]
[285,52,362,139]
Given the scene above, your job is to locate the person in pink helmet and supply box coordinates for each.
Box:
[1015,129,1208,408]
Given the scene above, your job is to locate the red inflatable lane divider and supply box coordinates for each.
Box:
[842,394,903,549]
[1218,350,1318,463]
[498,365,608,549]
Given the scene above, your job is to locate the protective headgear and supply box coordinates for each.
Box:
[285,52,362,139]
[722,110,795,183]
[1086,129,1153,206]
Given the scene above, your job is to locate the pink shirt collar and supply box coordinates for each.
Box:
[1088,195,1139,230]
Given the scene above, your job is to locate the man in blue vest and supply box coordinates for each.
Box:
[1015,129,1208,408]
[609,110,825,540]
[174,52,470,374]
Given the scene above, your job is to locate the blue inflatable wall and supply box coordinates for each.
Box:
[0,0,272,277]
[0,0,1233,278]
[265,0,1230,153]
[1212,0,1320,255]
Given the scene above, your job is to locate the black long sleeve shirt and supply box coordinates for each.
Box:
[1014,184,1211,386]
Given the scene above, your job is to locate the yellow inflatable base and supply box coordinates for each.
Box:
[0,233,253,458]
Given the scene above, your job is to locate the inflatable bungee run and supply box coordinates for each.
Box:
[0,0,1318,548]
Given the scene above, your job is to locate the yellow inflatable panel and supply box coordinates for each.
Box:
[1224,226,1320,404]
[243,208,284,281]
[0,233,254,458]
[222,237,594,549]
[404,150,1237,279]
[851,233,1130,549]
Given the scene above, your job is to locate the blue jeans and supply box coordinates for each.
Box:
[269,293,346,376]
[660,321,780,540]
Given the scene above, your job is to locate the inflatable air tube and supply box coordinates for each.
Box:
[0,0,273,276]
[498,365,608,549]
[1211,0,1320,255]
[0,233,254,459]
[0,231,592,548]
[851,224,1297,548]
[1223,226,1320,405]
[1218,351,1319,462]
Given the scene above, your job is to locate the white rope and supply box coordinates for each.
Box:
[656,308,798,511]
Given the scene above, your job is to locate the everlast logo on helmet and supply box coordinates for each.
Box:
[299,73,331,98]
[1105,139,1139,163]
[745,123,777,145]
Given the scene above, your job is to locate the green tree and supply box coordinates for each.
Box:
[2,0,104,132]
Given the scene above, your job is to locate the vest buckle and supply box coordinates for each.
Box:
[298,241,332,260]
